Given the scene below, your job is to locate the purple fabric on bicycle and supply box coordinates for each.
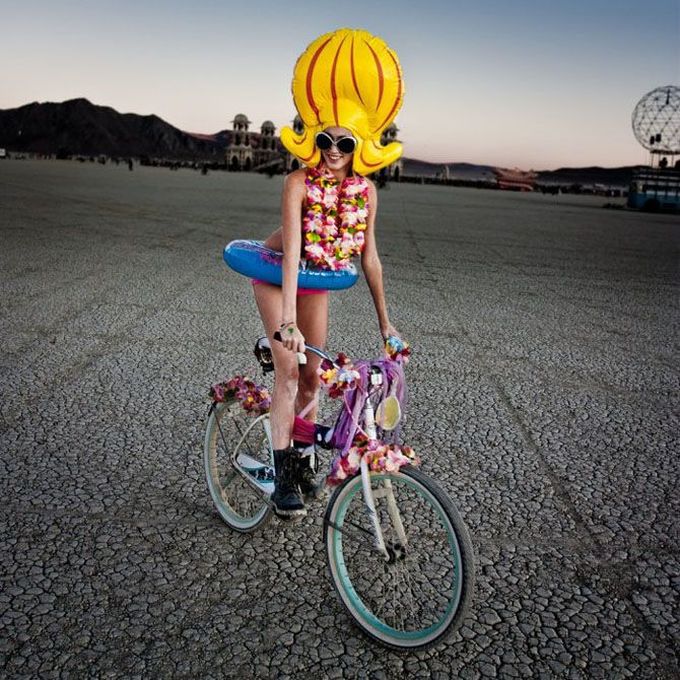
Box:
[329,360,407,453]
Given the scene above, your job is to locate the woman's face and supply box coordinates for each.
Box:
[318,126,355,172]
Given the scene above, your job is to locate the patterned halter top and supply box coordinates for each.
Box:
[301,165,370,271]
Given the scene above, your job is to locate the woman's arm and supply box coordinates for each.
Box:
[361,181,400,340]
[279,170,306,351]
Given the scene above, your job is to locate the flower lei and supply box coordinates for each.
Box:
[328,433,420,486]
[302,166,369,271]
[210,375,271,416]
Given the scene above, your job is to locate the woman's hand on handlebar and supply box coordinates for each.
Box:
[381,323,401,343]
[278,322,306,354]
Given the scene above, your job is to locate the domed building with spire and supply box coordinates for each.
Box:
[224,114,284,172]
[225,114,253,171]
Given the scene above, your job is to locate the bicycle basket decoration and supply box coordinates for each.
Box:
[385,336,411,364]
[210,376,271,416]
[318,344,419,486]
[328,435,419,486]
[318,353,361,398]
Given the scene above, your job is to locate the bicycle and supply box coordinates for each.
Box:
[203,335,475,649]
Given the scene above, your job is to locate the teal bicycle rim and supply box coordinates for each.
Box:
[329,471,464,646]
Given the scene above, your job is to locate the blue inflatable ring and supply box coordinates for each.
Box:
[223,240,359,291]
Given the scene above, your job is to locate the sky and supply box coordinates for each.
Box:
[1,0,679,169]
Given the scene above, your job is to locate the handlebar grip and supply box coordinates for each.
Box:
[272,331,307,364]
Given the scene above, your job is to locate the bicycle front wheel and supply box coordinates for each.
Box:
[204,401,272,532]
[324,466,474,649]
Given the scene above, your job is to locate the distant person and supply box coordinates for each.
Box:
[247,28,406,517]
[128,159,133,171]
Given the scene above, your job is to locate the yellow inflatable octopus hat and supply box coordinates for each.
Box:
[280,28,405,176]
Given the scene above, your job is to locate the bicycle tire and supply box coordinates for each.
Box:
[323,466,475,649]
[204,401,272,532]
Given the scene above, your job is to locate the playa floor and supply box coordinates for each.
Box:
[1,159,679,678]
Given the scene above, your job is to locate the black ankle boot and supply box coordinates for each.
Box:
[294,446,322,501]
[271,448,306,518]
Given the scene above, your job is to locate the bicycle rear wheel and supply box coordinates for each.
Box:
[204,401,273,532]
[324,466,474,649]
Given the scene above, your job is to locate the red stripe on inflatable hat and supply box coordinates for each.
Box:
[359,143,382,168]
[375,48,402,133]
[330,35,347,126]
[298,138,317,162]
[350,35,365,106]
[365,39,384,110]
[306,37,333,125]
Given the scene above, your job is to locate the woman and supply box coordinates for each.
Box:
[254,127,400,517]
[254,28,406,517]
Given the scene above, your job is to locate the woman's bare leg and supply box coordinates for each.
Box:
[253,282,299,450]
[295,292,329,421]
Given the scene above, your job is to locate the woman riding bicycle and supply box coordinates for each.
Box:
[253,28,406,517]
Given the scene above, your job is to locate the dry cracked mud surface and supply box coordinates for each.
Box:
[1,160,678,678]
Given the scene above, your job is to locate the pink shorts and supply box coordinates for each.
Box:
[251,279,328,296]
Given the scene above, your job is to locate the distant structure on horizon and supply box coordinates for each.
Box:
[223,113,403,178]
[225,114,281,172]
[492,167,537,191]
[628,84,680,212]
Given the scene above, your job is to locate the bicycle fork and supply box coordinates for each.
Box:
[361,397,409,561]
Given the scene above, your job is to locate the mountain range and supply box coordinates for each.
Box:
[0,98,638,185]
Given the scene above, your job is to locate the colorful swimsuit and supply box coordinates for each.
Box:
[253,165,370,294]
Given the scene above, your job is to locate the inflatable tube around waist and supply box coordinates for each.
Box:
[223,240,359,291]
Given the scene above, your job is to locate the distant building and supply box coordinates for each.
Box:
[225,114,253,171]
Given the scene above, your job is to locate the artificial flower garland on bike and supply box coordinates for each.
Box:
[302,166,369,271]
[210,376,271,416]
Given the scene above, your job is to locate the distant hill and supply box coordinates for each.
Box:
[0,98,641,185]
[0,98,225,158]
[402,158,495,179]
[402,158,638,187]
[536,166,640,187]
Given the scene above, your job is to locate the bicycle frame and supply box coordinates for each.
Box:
[303,343,409,561]
[227,335,409,560]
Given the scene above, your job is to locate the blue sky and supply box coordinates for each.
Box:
[1,0,679,168]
